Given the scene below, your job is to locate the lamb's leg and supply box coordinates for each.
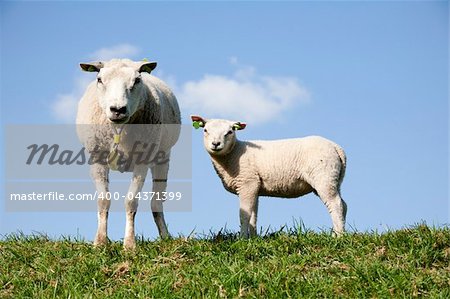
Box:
[150,160,170,238]
[317,188,347,236]
[249,199,259,237]
[123,165,148,250]
[91,163,110,246]
[238,183,259,238]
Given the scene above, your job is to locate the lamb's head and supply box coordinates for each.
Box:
[80,59,157,124]
[191,115,246,156]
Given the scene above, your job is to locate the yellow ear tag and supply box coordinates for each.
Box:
[108,149,120,171]
[113,134,121,144]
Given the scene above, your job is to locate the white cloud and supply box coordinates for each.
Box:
[52,51,310,125]
[89,44,140,61]
[177,60,310,124]
[52,44,141,123]
[52,94,78,123]
[52,76,92,123]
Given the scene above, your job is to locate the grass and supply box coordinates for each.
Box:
[1,224,449,298]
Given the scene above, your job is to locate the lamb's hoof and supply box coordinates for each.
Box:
[332,230,345,237]
[93,234,109,247]
[123,238,136,251]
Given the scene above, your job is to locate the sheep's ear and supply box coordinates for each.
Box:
[138,61,157,74]
[80,62,104,72]
[191,115,206,129]
[233,122,246,130]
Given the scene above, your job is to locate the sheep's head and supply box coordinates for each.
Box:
[191,115,246,156]
[80,59,157,124]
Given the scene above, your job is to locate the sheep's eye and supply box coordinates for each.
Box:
[225,130,233,136]
[97,77,103,84]
[204,129,208,133]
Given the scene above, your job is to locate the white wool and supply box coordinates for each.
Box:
[196,117,347,238]
[77,59,181,249]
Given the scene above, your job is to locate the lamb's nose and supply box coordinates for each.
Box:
[110,106,127,117]
[212,141,221,148]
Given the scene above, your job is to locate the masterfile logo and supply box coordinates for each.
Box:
[4,124,192,212]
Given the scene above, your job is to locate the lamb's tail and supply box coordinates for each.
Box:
[334,144,347,187]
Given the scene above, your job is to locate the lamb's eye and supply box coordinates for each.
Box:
[225,130,233,136]
[204,129,208,133]
[97,77,103,84]
[134,77,141,86]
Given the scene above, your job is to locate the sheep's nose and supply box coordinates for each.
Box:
[212,141,221,147]
[110,106,127,117]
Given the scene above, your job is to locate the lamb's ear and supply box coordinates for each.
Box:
[80,62,104,72]
[191,115,206,129]
[233,122,246,130]
[138,61,157,74]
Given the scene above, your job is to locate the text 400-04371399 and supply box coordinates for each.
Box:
[97,191,183,201]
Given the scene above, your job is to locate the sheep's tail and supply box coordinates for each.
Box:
[334,144,347,187]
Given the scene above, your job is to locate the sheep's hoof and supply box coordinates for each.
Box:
[159,230,171,240]
[159,235,172,242]
[123,238,136,251]
[239,233,250,239]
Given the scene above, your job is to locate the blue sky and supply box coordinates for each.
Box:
[1,1,448,240]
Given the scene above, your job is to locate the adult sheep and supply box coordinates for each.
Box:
[191,115,347,238]
[76,58,180,250]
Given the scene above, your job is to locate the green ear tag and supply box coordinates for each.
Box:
[142,58,149,62]
[193,121,203,129]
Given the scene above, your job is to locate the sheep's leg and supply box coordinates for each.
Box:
[123,165,148,250]
[238,184,259,238]
[150,160,170,238]
[317,189,347,236]
[92,163,110,246]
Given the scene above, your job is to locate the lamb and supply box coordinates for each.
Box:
[76,59,180,249]
[191,115,347,237]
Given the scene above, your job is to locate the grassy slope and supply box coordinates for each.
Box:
[1,224,449,298]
